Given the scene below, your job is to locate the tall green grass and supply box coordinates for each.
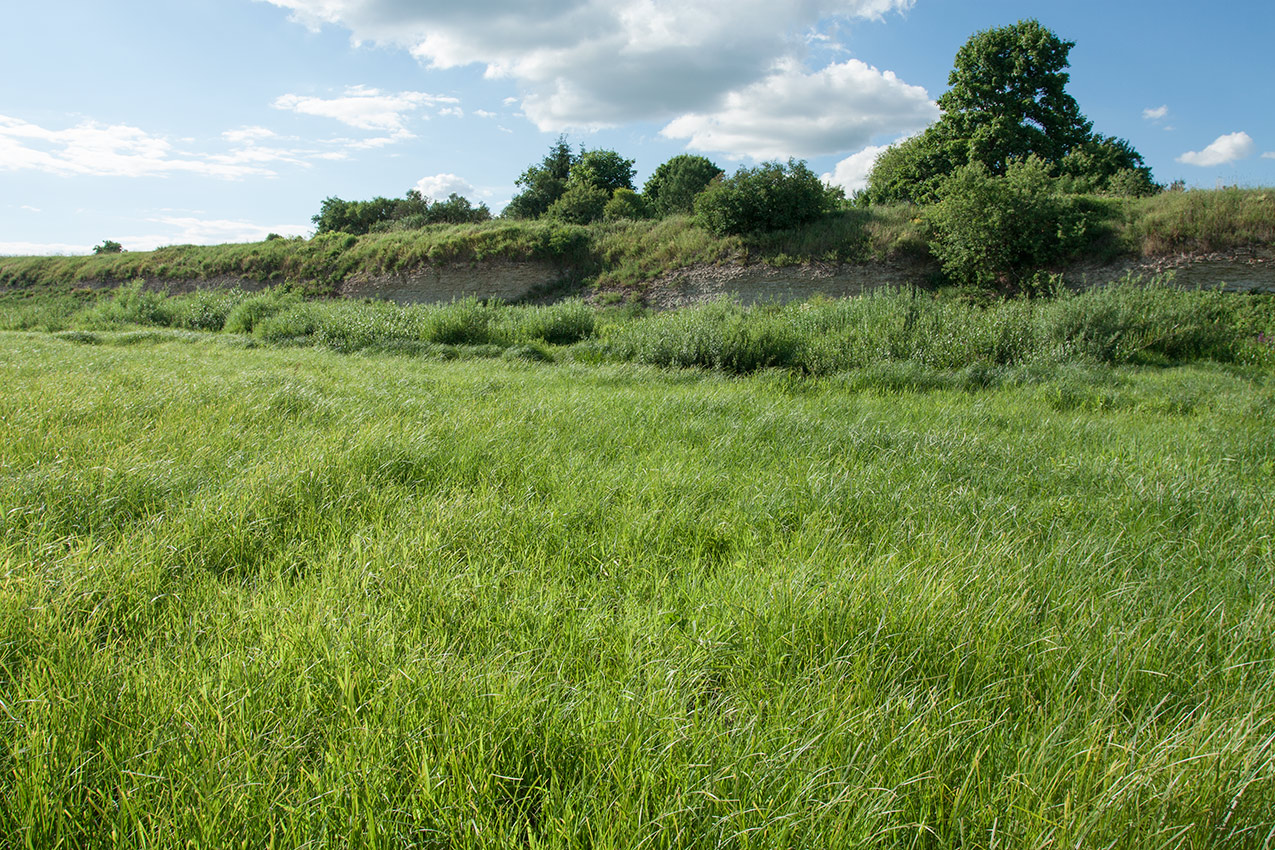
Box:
[20,277,1270,375]
[0,335,1271,847]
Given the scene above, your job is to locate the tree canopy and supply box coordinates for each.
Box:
[643,155,724,217]
[863,20,1156,204]
[312,189,490,235]
[505,138,636,223]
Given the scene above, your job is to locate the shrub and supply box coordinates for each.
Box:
[603,189,651,221]
[925,158,1092,291]
[93,240,124,255]
[544,183,610,225]
[694,160,839,236]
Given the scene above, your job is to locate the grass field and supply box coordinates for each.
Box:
[1,329,1272,847]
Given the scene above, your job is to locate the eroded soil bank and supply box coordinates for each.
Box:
[78,247,1275,307]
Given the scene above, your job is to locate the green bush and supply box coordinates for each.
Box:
[694,160,839,236]
[925,158,1092,291]
[544,183,610,225]
[602,189,650,221]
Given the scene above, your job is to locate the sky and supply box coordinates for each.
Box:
[3,0,1273,255]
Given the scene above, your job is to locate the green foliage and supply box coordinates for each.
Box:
[313,189,490,235]
[939,19,1093,171]
[602,188,650,221]
[694,160,839,236]
[544,182,611,225]
[504,136,577,220]
[925,158,1094,291]
[1057,136,1159,196]
[506,139,638,221]
[643,154,724,216]
[93,240,123,255]
[864,20,1155,206]
[571,149,636,194]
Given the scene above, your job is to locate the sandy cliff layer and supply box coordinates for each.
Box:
[89,247,1275,307]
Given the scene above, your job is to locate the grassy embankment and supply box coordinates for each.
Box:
[0,329,1272,847]
[2,188,1273,299]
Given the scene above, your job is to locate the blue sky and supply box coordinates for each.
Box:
[3,0,1272,254]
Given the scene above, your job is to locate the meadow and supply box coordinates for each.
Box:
[1,302,1273,846]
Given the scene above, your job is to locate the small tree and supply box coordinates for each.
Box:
[644,154,724,216]
[93,240,124,255]
[694,160,838,236]
[504,136,577,220]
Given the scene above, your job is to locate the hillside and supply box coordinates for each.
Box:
[2,189,1274,305]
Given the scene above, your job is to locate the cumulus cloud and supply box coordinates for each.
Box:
[0,114,272,179]
[661,59,936,159]
[1142,105,1169,121]
[272,85,460,131]
[822,143,891,193]
[415,173,477,199]
[1176,132,1256,167]
[1263,151,1275,160]
[260,0,918,136]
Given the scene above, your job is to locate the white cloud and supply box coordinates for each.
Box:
[415,173,476,199]
[1142,105,1169,121]
[822,143,891,193]
[0,241,92,256]
[120,217,311,251]
[1263,151,1275,160]
[1176,132,1257,167]
[272,85,459,131]
[222,126,278,143]
[0,114,272,179]
[661,59,936,160]
[474,109,498,119]
[261,0,918,134]
[20,205,41,213]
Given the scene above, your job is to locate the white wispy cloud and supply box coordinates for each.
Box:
[1142,105,1169,121]
[272,85,459,132]
[0,114,272,179]
[661,59,936,160]
[0,240,93,256]
[415,173,476,199]
[1176,132,1256,167]
[1263,151,1275,160]
[261,0,919,142]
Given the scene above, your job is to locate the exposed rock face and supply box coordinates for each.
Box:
[636,260,937,309]
[72,248,1274,307]
[633,247,1275,308]
[338,261,571,304]
[1061,246,1275,293]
